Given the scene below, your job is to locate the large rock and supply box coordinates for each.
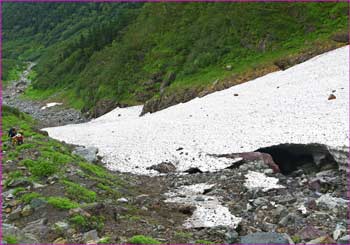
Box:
[146,162,176,173]
[73,146,99,163]
[88,99,117,118]
[240,232,291,244]
[23,218,50,241]
[83,230,100,243]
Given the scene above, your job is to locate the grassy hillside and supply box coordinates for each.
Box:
[3,2,348,114]
[2,105,131,243]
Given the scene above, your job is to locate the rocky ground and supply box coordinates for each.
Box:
[3,141,349,244]
[2,63,349,244]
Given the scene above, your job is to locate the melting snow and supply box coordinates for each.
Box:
[43,46,349,175]
[41,102,63,110]
[244,171,285,191]
[165,183,241,229]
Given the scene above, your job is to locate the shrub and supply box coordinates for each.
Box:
[70,214,88,227]
[70,214,105,232]
[128,235,161,244]
[28,160,57,177]
[47,196,79,210]
[63,180,96,203]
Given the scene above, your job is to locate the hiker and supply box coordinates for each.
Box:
[8,127,17,145]
[8,127,17,138]
[16,130,24,145]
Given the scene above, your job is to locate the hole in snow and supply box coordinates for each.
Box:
[255,143,338,175]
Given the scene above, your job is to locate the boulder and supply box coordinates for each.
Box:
[73,146,99,163]
[328,94,336,100]
[184,167,203,174]
[54,221,70,233]
[21,205,33,217]
[92,99,117,118]
[146,162,176,173]
[240,232,291,244]
[30,198,48,210]
[83,230,99,243]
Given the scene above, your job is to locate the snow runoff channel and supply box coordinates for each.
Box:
[44,46,349,175]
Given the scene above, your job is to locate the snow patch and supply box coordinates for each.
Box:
[43,46,349,175]
[41,102,63,110]
[244,171,285,191]
[165,183,241,229]
[316,193,349,209]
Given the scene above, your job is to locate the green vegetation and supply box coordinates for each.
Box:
[70,214,105,232]
[70,214,88,227]
[63,180,97,203]
[128,235,161,244]
[21,192,42,204]
[3,3,348,113]
[98,237,112,244]
[78,161,110,178]
[291,235,302,244]
[13,187,26,196]
[2,58,25,86]
[25,159,58,178]
[47,196,79,210]
[3,235,19,244]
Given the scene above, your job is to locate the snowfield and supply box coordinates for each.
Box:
[44,46,349,175]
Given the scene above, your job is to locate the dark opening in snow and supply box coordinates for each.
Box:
[255,143,338,175]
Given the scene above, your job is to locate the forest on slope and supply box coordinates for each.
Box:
[3,2,348,115]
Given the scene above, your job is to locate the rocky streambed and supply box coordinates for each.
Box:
[3,63,86,128]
